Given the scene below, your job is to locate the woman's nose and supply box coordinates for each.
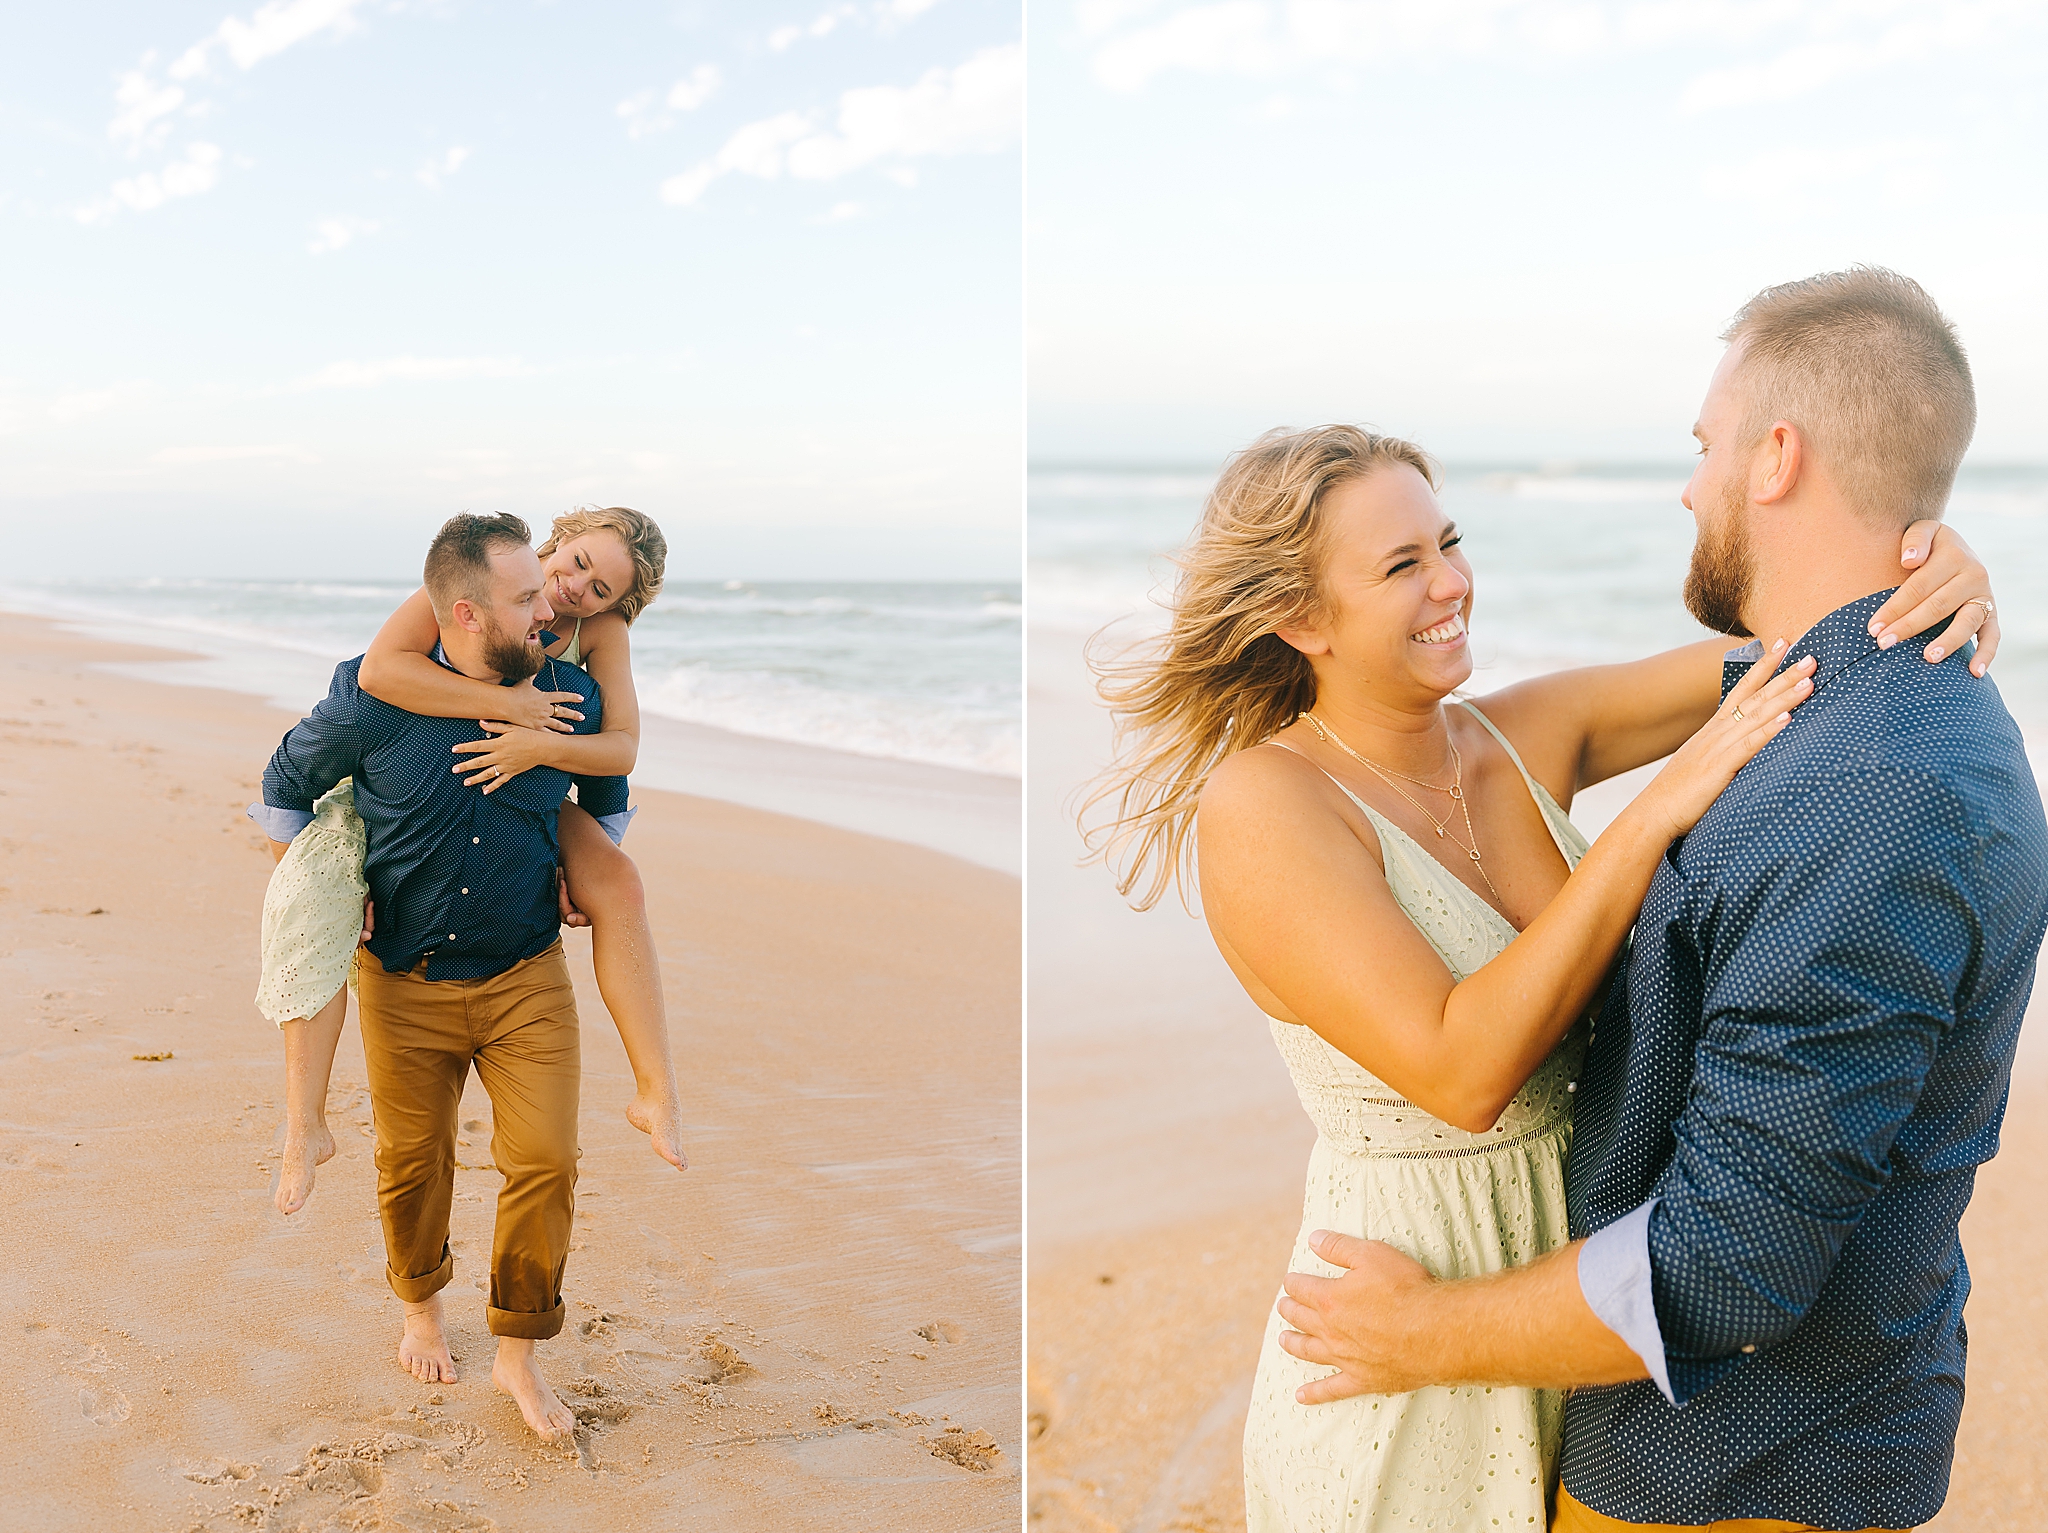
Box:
[1430,562,1470,602]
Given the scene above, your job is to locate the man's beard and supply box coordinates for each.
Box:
[481,617,546,680]
[1682,478,1756,638]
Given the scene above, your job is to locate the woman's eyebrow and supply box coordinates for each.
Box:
[1380,525,1460,561]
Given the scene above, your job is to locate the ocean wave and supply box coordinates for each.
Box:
[639,664,1020,777]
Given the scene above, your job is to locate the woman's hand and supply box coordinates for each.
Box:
[1634,640,1815,841]
[1868,521,2001,676]
[491,677,585,734]
[452,722,555,793]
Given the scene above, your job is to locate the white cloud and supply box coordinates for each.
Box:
[661,44,1020,207]
[76,141,222,223]
[153,444,318,464]
[771,8,852,50]
[619,66,723,140]
[288,356,537,391]
[307,215,381,254]
[172,0,368,78]
[1700,139,1939,211]
[417,146,470,190]
[668,64,723,111]
[821,200,865,221]
[789,43,1022,177]
[108,65,185,156]
[879,0,946,19]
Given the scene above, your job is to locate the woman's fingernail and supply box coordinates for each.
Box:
[1905,549,1920,562]
[1928,647,1945,661]
[1878,633,1896,649]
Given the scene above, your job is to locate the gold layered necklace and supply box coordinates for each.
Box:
[1300,711,1505,907]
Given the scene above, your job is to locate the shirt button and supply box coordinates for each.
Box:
[448,933,457,940]
[473,837,480,844]
[461,888,469,895]
[1566,1081,1578,1093]
[1740,1344,1756,1354]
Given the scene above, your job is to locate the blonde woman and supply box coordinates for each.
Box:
[262,506,685,1242]
[1083,427,1999,1529]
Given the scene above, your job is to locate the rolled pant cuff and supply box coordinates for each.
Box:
[488,1300,565,1340]
[388,1248,454,1303]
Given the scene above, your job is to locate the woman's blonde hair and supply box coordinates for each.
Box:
[537,505,668,623]
[1079,425,1440,911]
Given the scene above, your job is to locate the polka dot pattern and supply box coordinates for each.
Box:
[1562,591,2048,1529]
[262,653,628,981]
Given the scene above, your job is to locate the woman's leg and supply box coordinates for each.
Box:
[558,802,687,1170]
[277,985,347,1214]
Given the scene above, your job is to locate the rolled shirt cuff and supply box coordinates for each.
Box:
[248,801,315,843]
[593,807,634,847]
[1577,1196,1677,1405]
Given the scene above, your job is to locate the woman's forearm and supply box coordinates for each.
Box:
[529,728,637,777]
[1421,803,1669,1128]
[361,647,520,720]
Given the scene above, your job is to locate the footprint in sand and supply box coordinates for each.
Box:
[923,1426,1002,1473]
[914,1320,964,1346]
[79,1384,130,1426]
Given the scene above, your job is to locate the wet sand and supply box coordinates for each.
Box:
[1027,627,2048,1532]
[0,613,1021,1532]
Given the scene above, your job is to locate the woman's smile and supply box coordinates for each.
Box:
[1411,611,1467,648]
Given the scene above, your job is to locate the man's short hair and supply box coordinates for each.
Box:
[423,511,533,621]
[1722,267,1975,529]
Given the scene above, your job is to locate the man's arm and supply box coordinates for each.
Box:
[1277,1230,1645,1400]
[1278,765,1973,1402]
[246,663,366,845]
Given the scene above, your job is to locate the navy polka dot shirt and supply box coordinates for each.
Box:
[1563,590,2048,1528]
[259,647,629,982]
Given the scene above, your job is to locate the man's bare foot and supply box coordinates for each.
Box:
[275,1119,336,1215]
[626,1087,689,1171]
[398,1295,458,1384]
[492,1339,577,1439]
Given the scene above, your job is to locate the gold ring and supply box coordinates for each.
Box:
[1731,706,1746,722]
[1965,598,1994,617]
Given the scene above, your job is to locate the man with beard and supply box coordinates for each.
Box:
[254,511,623,1441]
[1271,268,2048,1529]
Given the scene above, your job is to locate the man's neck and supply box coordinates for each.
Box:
[436,629,505,684]
[1743,539,1904,653]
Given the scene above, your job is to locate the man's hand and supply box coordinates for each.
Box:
[359,898,375,946]
[1277,1231,1442,1403]
[556,868,591,928]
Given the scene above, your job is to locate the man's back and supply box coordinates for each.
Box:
[1563,591,2048,1528]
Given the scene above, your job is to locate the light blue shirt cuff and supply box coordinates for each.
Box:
[247,801,314,843]
[1577,1197,1676,1405]
[594,807,634,847]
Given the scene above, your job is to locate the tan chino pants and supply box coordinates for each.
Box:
[354,941,581,1339]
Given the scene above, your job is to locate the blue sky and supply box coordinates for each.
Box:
[1030,0,2048,465]
[1,0,1021,580]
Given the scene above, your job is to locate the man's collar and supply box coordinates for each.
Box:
[430,638,533,688]
[1718,588,1905,703]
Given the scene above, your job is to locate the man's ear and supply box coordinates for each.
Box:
[1754,421,1805,507]
[449,597,485,635]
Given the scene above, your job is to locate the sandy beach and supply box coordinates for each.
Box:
[1026,626,2048,1533]
[0,613,1021,1531]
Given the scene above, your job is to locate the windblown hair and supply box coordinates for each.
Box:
[1722,266,1975,529]
[538,505,668,623]
[1078,425,1440,911]
[423,511,533,622]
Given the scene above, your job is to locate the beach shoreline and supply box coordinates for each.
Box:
[0,613,1021,1531]
[0,596,1022,876]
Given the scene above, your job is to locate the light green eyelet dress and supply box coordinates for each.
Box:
[254,779,369,1025]
[1242,703,1589,1532]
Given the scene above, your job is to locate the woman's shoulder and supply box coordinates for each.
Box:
[580,610,632,648]
[1201,736,1339,821]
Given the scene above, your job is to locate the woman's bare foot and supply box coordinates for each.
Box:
[492,1339,577,1440]
[626,1086,689,1171]
[275,1119,336,1215]
[398,1295,458,1384]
